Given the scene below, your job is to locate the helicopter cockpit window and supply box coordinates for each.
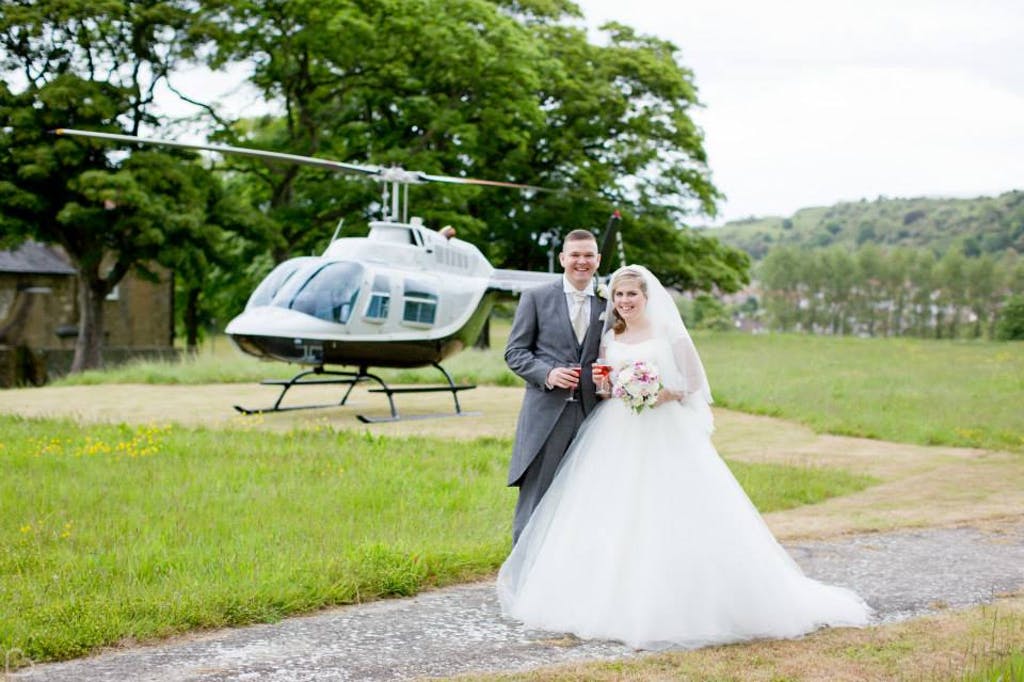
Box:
[284,262,364,325]
[247,258,311,309]
[364,275,390,322]
[402,278,438,326]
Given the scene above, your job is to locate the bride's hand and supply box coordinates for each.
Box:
[655,388,684,407]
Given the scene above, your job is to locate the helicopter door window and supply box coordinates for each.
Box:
[285,261,364,325]
[402,278,438,327]
[364,275,391,323]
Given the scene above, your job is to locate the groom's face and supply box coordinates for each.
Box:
[559,237,600,290]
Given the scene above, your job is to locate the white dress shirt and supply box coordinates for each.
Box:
[563,276,594,327]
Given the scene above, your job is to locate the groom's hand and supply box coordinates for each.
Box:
[546,367,580,390]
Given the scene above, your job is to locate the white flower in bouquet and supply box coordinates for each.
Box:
[612,360,662,414]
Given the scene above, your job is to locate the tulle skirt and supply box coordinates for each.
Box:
[497,398,871,650]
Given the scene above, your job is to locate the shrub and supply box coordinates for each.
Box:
[995,296,1024,340]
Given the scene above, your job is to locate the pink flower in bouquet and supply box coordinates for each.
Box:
[612,360,662,414]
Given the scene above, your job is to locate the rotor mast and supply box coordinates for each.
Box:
[379,177,412,223]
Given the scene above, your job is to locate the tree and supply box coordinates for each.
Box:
[936,250,968,338]
[159,168,274,352]
[964,255,998,339]
[855,244,884,335]
[190,0,551,260]
[0,0,223,370]
[193,0,746,291]
[758,246,803,331]
[995,296,1024,340]
[0,80,224,368]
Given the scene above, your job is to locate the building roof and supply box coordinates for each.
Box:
[0,241,76,275]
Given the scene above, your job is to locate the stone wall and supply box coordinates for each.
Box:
[0,346,181,387]
[0,263,176,387]
[102,269,175,348]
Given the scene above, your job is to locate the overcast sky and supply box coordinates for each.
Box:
[160,1,1024,225]
[578,0,1024,224]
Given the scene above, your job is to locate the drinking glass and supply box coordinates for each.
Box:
[565,362,582,402]
[592,358,612,396]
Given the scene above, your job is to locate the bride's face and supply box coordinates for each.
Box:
[613,281,647,323]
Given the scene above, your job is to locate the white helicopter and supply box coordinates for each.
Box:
[55,128,620,421]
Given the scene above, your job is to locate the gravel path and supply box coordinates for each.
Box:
[12,521,1024,682]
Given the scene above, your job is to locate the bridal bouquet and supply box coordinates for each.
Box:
[612,360,662,414]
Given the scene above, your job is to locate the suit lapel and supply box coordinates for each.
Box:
[589,295,605,329]
[578,292,605,347]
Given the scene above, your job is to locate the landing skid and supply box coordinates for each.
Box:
[233,363,478,422]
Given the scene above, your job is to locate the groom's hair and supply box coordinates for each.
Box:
[563,229,597,247]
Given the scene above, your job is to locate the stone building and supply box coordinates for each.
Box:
[0,241,175,386]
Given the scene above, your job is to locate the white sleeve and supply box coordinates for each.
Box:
[670,333,712,404]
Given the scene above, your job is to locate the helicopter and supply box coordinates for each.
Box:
[54,128,620,422]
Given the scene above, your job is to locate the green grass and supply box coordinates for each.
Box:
[0,414,873,664]
[49,329,1024,452]
[727,459,875,512]
[694,332,1024,453]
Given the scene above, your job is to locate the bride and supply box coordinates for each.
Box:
[497,265,872,650]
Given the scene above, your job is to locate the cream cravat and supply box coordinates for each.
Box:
[571,291,588,344]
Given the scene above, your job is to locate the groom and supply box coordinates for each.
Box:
[505,229,604,543]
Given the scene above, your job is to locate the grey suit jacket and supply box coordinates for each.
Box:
[504,280,605,485]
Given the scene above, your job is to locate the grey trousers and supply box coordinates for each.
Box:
[511,400,585,544]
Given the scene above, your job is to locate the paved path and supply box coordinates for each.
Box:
[12,521,1024,682]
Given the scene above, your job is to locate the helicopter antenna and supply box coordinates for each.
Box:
[325,218,345,254]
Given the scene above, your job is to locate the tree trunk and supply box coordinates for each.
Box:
[185,286,201,354]
[71,275,106,372]
[473,316,490,349]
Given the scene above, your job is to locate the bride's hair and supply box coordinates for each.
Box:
[609,268,647,334]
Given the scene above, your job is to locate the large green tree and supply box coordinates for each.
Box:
[193,0,746,292]
[0,1,259,369]
[0,77,223,368]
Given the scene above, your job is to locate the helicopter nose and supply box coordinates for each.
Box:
[226,307,337,364]
[225,306,325,336]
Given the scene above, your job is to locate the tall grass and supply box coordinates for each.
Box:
[0,414,873,664]
[954,651,1024,682]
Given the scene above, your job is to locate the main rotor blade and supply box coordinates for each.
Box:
[53,128,384,177]
[417,172,552,193]
[55,128,553,191]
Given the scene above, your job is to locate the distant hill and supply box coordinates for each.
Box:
[704,191,1024,260]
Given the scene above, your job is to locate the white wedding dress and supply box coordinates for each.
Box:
[497,335,872,650]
